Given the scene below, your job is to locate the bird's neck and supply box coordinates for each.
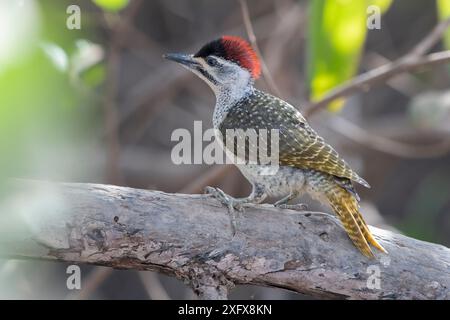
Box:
[213,81,254,127]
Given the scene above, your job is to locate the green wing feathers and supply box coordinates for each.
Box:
[221,90,370,187]
[277,115,370,188]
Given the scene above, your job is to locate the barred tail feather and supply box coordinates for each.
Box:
[344,192,388,254]
[327,190,374,258]
[306,170,388,257]
[325,186,387,258]
[355,209,388,254]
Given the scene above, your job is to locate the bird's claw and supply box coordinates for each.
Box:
[204,186,245,212]
[204,186,246,235]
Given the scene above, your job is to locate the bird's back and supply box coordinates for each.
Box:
[218,89,369,188]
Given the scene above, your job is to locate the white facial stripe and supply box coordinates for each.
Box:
[192,57,219,86]
[196,57,208,69]
[186,55,254,105]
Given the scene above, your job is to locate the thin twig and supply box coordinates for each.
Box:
[103,45,122,184]
[305,17,450,117]
[304,50,450,117]
[408,17,450,57]
[363,52,423,96]
[102,1,143,184]
[330,116,450,159]
[239,0,282,97]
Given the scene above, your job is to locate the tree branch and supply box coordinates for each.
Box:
[0,181,449,300]
[329,116,450,159]
[304,17,450,117]
[304,50,450,117]
[409,16,450,57]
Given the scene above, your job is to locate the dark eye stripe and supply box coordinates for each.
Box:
[197,66,218,85]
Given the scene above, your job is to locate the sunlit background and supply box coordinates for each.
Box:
[0,0,449,299]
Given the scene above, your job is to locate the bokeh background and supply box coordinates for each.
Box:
[0,0,449,299]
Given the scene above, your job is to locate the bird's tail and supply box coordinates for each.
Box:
[324,184,387,258]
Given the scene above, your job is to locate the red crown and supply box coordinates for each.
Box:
[221,36,261,79]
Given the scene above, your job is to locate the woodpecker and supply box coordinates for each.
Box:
[164,36,387,258]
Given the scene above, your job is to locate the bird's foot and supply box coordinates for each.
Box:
[275,203,308,211]
[204,186,247,235]
[204,186,245,212]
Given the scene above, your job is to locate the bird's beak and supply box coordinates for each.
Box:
[163,53,199,69]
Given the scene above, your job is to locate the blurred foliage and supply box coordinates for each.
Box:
[408,91,450,133]
[307,0,392,112]
[437,0,450,49]
[402,168,450,244]
[81,63,106,88]
[369,0,393,12]
[70,39,105,88]
[92,0,129,12]
[0,1,99,187]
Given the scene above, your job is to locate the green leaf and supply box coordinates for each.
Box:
[92,0,129,12]
[307,0,392,112]
[437,0,450,50]
[81,63,106,87]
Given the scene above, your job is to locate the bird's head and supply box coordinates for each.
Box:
[164,36,261,95]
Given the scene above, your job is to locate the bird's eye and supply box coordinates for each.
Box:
[206,57,217,67]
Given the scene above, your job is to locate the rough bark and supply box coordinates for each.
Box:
[0,180,449,299]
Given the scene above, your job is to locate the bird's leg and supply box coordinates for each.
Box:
[205,184,267,211]
[205,184,267,235]
[274,191,308,211]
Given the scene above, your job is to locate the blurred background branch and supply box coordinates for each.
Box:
[304,16,450,117]
[239,0,282,96]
